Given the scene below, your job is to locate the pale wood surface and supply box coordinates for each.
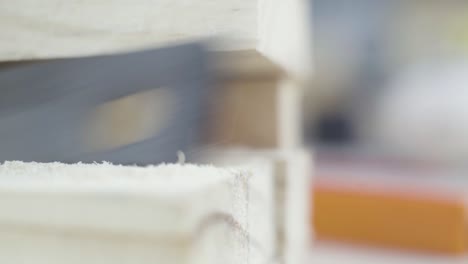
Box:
[213,79,301,149]
[214,80,279,148]
[0,0,256,60]
[195,152,277,263]
[258,0,313,79]
[0,0,313,78]
[214,50,284,81]
[213,51,301,149]
[195,148,313,264]
[0,162,257,264]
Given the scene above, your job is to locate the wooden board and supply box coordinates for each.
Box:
[0,162,269,264]
[213,78,302,149]
[195,148,313,264]
[0,0,256,59]
[0,0,312,78]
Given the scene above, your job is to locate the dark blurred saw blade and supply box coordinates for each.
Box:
[0,43,212,165]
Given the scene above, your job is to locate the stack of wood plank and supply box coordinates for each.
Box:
[201,14,313,264]
[0,1,313,263]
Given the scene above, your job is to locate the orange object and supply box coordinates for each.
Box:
[313,181,467,254]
